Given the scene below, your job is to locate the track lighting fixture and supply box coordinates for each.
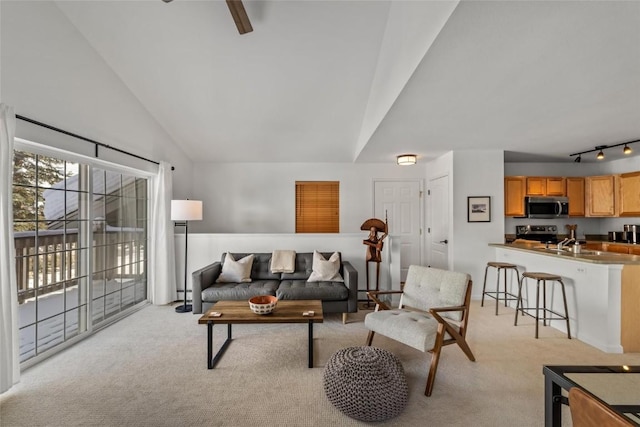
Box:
[569,139,639,162]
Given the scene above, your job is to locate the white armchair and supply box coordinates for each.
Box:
[364,265,475,396]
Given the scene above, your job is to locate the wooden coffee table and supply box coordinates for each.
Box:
[198,300,324,369]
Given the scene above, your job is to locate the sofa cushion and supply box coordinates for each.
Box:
[223,253,281,281]
[308,251,343,282]
[201,280,280,302]
[277,280,348,301]
[217,253,254,283]
[281,252,342,280]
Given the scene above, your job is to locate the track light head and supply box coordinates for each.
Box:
[574,155,581,163]
[596,150,605,160]
[624,144,632,155]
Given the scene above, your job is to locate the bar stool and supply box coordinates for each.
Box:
[514,272,571,339]
[481,262,520,315]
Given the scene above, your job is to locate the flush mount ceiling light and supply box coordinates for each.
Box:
[569,139,639,162]
[396,154,417,166]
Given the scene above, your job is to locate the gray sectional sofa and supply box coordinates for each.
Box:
[192,252,358,322]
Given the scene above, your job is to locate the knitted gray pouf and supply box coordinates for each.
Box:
[323,346,409,422]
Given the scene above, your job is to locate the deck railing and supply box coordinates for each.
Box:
[14,227,145,304]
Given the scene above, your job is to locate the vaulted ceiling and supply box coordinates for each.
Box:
[53,0,640,164]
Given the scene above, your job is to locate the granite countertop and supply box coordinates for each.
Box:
[489,242,640,265]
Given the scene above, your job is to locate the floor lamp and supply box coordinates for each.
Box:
[171,199,203,313]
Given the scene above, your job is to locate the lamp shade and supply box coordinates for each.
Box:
[396,154,417,166]
[171,200,203,221]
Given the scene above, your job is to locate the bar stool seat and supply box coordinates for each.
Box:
[481,262,520,315]
[515,272,571,339]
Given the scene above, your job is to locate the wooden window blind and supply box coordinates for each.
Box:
[295,181,339,233]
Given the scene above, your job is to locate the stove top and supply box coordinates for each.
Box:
[516,225,559,243]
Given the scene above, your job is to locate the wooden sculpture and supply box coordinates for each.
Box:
[361,216,388,298]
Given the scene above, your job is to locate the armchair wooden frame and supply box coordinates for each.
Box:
[365,280,475,396]
[569,387,635,427]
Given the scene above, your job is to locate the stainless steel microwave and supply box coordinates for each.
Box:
[525,196,569,218]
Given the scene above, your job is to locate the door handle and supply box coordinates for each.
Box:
[439,239,448,244]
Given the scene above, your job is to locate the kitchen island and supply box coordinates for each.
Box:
[490,242,640,353]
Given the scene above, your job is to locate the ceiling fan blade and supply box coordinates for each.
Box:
[226,0,253,35]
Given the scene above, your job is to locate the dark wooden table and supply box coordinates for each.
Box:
[543,365,640,426]
[198,300,324,369]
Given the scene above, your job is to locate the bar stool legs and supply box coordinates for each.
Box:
[481,262,520,315]
[515,272,571,339]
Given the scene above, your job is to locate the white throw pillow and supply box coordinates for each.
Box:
[307,251,344,282]
[216,254,254,283]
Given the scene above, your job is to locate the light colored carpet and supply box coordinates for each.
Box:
[1,301,639,427]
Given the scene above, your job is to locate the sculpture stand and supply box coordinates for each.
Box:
[360,217,388,308]
[364,260,382,307]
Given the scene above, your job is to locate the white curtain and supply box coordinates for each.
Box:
[0,104,20,393]
[148,161,176,305]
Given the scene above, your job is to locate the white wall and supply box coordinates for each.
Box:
[190,162,427,233]
[0,1,192,195]
[451,150,505,298]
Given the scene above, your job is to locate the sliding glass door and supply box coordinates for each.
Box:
[13,145,149,364]
[91,168,147,324]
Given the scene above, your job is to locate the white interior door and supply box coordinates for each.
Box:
[374,180,422,282]
[427,175,450,269]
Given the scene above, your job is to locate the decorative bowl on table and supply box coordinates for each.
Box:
[249,295,278,314]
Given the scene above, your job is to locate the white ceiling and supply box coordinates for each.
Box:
[54,0,640,164]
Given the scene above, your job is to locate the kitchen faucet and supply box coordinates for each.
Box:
[557,237,575,250]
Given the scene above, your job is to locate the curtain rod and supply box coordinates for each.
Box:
[16,114,174,170]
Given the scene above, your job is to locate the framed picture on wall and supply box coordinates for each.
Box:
[468,196,491,222]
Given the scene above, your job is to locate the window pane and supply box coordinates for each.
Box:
[37,314,64,353]
[37,155,66,189]
[122,174,136,198]
[105,170,121,196]
[65,279,86,310]
[92,297,105,323]
[65,161,80,191]
[93,169,106,195]
[135,178,147,199]
[92,271,106,299]
[13,150,36,187]
[19,325,36,362]
[122,199,137,228]
[105,195,120,227]
[64,308,80,340]
[13,186,37,221]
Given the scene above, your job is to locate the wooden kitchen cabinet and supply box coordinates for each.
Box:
[603,243,630,254]
[545,177,566,196]
[526,177,566,196]
[582,242,603,251]
[619,171,640,217]
[585,175,618,217]
[526,177,546,196]
[505,176,526,216]
[566,177,585,217]
[629,246,640,255]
